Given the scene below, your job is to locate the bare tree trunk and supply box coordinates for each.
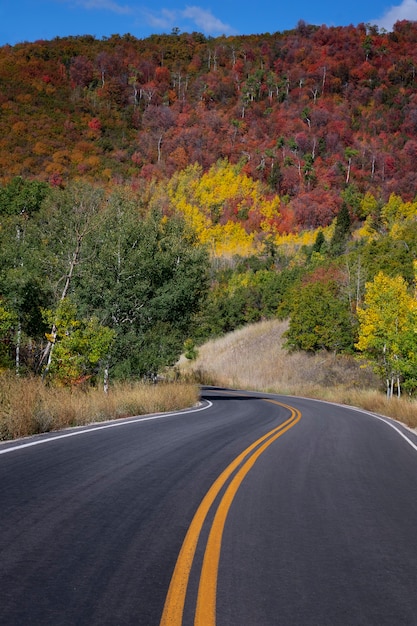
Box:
[346,157,352,184]
[157,134,163,163]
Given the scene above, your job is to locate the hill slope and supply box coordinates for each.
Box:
[1,22,417,229]
[178,319,417,427]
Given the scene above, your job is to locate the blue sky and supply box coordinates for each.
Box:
[1,0,417,46]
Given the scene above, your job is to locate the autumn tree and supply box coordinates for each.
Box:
[356,271,417,397]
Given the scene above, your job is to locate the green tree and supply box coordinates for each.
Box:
[359,236,415,285]
[35,181,106,375]
[43,298,115,386]
[0,302,17,370]
[329,202,351,256]
[0,177,49,217]
[341,184,362,220]
[285,276,355,353]
[193,265,304,341]
[0,178,51,373]
[75,191,209,379]
[312,230,326,254]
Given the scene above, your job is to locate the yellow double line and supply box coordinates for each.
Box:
[160,399,302,626]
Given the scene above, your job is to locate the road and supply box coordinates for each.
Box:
[1,387,417,625]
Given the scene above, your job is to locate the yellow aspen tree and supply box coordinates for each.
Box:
[356,271,417,398]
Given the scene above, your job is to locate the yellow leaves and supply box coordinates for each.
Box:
[51,149,70,166]
[356,271,415,353]
[43,299,115,386]
[101,168,112,181]
[0,304,17,335]
[359,192,378,218]
[175,197,211,236]
[354,194,417,245]
[354,215,378,242]
[204,222,255,258]
[381,193,417,229]
[45,161,65,175]
[259,196,281,233]
[226,271,251,294]
[167,159,281,257]
[273,226,332,257]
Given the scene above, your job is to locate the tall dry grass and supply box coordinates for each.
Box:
[0,375,199,441]
[178,319,417,429]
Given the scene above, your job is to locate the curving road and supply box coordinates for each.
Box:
[1,387,417,625]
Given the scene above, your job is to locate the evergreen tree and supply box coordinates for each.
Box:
[312,230,326,254]
[329,202,351,256]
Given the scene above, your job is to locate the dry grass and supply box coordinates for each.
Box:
[178,319,417,429]
[0,376,200,441]
[4,319,415,441]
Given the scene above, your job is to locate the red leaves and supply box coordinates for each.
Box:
[88,118,101,132]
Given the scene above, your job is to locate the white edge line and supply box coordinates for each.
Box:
[215,394,417,458]
[292,394,417,453]
[204,388,417,455]
[342,404,417,453]
[0,400,213,456]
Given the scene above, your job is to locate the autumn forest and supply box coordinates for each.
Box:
[0,20,417,400]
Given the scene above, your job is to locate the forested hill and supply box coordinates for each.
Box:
[1,21,417,230]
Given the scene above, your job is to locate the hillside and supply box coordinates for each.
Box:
[1,21,417,230]
[178,319,417,427]
[178,319,378,392]
[1,22,417,396]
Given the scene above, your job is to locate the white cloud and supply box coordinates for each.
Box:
[143,8,178,30]
[372,0,417,31]
[70,0,133,15]
[181,6,235,34]
[143,5,236,35]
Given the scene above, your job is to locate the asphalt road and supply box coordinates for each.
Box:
[1,387,417,625]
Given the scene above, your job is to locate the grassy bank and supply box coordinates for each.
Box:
[0,376,200,441]
[3,319,415,441]
[178,319,417,429]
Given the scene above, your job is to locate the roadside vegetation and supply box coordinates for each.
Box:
[0,376,199,440]
[178,320,417,429]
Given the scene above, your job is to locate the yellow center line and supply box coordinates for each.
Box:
[194,402,301,626]
[159,399,301,626]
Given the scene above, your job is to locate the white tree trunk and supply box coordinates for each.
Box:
[41,237,82,378]
[103,363,109,394]
[15,321,21,376]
